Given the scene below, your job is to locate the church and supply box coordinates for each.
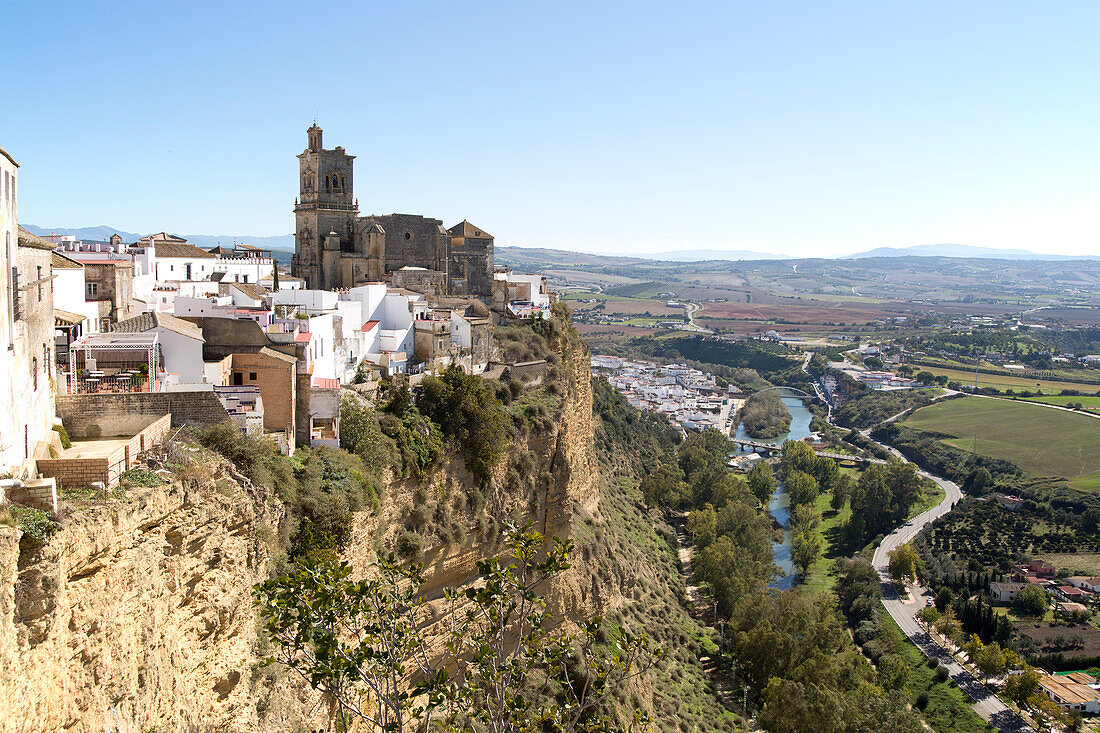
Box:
[290,125,494,296]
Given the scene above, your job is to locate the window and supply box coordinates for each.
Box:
[36,266,42,301]
[249,372,257,381]
[11,267,19,320]
[43,344,50,378]
[405,232,412,240]
[233,372,243,386]
[32,356,37,390]
[100,317,110,331]
[87,282,99,297]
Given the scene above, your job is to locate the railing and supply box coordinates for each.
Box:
[65,373,158,395]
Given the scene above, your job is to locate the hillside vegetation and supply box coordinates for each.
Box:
[832,388,939,430]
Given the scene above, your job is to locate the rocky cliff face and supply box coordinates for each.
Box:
[0,464,315,733]
[0,329,603,733]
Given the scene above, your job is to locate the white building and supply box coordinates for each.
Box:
[112,312,206,386]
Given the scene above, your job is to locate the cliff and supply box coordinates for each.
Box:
[0,460,317,732]
[0,322,604,732]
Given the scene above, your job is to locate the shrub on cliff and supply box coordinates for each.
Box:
[419,364,509,484]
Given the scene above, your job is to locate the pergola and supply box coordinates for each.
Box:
[67,332,161,393]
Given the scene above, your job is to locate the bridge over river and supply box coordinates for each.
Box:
[729,438,886,464]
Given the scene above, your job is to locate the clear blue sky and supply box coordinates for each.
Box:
[2,1,1098,256]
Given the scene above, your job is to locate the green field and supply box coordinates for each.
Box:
[915,364,1100,394]
[904,398,1100,484]
[1020,394,1100,415]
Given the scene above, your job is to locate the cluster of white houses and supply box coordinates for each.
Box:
[591,355,734,434]
[0,143,552,502]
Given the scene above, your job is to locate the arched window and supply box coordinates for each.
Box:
[325,175,330,191]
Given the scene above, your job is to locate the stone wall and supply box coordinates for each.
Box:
[37,414,172,491]
[56,392,230,439]
[2,478,57,513]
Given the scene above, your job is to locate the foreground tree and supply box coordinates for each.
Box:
[257,522,661,733]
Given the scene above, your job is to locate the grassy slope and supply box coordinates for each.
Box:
[574,475,740,733]
[903,398,1100,481]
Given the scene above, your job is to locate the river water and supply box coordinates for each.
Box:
[731,394,814,590]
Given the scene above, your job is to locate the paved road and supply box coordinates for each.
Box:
[871,467,1031,731]
[682,302,713,334]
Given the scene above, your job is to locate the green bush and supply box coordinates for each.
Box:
[419,364,509,484]
[53,424,71,449]
[396,528,424,560]
[11,505,58,543]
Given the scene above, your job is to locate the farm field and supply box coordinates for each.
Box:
[903,398,1100,484]
[1020,394,1100,415]
[914,364,1100,394]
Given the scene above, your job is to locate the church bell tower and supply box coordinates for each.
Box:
[291,124,359,289]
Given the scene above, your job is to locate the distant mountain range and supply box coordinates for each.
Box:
[841,243,1097,261]
[24,226,1097,262]
[650,248,789,261]
[23,225,296,250]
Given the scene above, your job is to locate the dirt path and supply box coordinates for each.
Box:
[672,516,740,711]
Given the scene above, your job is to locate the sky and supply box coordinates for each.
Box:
[1,1,1098,257]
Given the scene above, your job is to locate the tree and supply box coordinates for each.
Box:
[780,440,817,477]
[863,356,883,370]
[256,522,662,733]
[965,467,992,494]
[830,473,851,512]
[935,587,953,613]
[785,470,819,508]
[934,608,963,644]
[792,531,822,577]
[934,374,949,387]
[974,641,1007,677]
[1013,584,1049,617]
[916,371,936,385]
[272,263,280,292]
[747,460,777,507]
[887,544,920,585]
[640,462,688,509]
[897,365,914,377]
[686,504,717,548]
[790,503,821,533]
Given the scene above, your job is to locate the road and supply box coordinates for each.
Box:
[682,302,713,334]
[870,457,1031,731]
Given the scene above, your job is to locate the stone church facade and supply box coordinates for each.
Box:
[291,125,493,296]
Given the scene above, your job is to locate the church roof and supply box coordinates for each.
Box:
[141,232,189,243]
[448,220,492,239]
[364,222,385,234]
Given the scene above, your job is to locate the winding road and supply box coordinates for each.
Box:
[867,445,1031,731]
[798,360,1032,730]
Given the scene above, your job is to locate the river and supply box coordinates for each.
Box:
[731,394,814,590]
